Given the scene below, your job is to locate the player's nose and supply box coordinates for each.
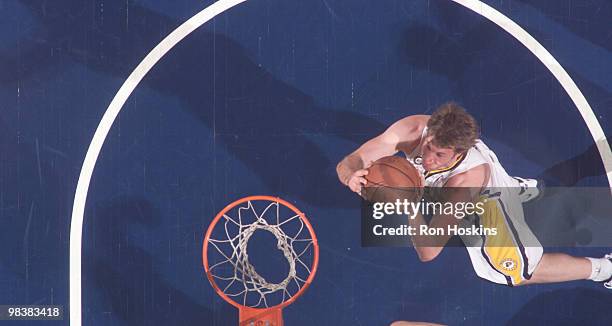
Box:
[423,156,434,166]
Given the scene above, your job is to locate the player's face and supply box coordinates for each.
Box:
[421,137,461,171]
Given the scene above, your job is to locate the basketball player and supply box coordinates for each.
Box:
[336,102,612,289]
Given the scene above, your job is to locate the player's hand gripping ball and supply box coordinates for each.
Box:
[361,156,424,203]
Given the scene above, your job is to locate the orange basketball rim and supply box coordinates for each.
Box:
[203,195,319,326]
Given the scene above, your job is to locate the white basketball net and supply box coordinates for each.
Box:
[207,200,315,308]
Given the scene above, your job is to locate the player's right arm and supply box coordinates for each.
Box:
[336,115,427,193]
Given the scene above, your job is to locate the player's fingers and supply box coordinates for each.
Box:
[354,169,369,177]
[350,177,364,190]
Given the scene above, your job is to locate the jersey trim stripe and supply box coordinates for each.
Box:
[475,214,514,286]
[424,153,466,179]
[498,199,532,280]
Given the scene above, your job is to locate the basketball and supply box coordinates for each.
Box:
[361,155,423,202]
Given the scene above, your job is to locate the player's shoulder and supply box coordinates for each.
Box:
[397,114,430,127]
[389,114,429,136]
[445,163,489,187]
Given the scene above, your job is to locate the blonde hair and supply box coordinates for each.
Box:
[427,102,479,153]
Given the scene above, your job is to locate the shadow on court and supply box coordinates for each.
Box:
[84,196,236,325]
[400,0,611,185]
[2,1,611,325]
[539,141,609,186]
[8,0,387,208]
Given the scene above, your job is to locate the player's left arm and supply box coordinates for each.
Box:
[409,164,489,262]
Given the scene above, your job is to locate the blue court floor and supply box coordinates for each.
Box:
[1,0,611,325]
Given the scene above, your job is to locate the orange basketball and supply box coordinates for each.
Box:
[362,155,423,202]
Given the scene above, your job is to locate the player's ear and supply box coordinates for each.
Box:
[423,136,434,146]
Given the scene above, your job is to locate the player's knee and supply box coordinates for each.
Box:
[414,246,442,262]
[418,254,436,263]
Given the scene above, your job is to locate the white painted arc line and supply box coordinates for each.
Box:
[69,1,248,325]
[451,0,612,186]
